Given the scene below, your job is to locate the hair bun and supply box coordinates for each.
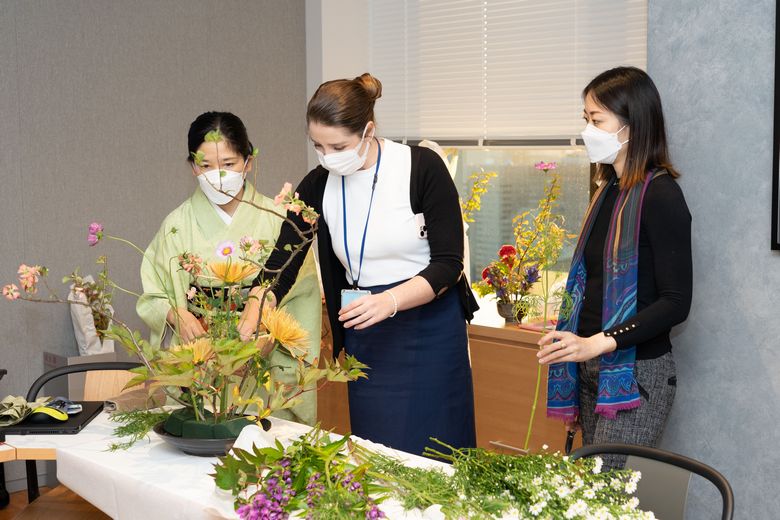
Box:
[355,73,382,102]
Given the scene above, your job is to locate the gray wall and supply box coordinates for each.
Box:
[649,1,780,518]
[0,0,306,490]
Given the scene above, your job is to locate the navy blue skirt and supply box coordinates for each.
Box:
[344,282,476,456]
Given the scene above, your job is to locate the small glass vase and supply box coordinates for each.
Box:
[496,301,524,324]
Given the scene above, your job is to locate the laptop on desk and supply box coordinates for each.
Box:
[0,401,103,436]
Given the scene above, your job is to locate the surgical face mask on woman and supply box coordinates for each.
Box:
[197,168,246,205]
[315,125,373,176]
[581,124,629,164]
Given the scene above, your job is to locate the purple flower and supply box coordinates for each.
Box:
[525,264,540,284]
[87,222,104,246]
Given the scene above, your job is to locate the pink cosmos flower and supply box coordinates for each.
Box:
[215,241,236,258]
[534,161,558,172]
[2,284,20,300]
[87,222,104,246]
[186,287,197,300]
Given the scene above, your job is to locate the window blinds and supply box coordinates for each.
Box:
[369,0,647,141]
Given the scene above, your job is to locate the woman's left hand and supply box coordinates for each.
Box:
[537,331,617,365]
[339,292,395,330]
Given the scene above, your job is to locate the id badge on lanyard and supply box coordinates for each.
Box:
[341,139,381,309]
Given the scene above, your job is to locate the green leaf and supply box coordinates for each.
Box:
[204,129,223,143]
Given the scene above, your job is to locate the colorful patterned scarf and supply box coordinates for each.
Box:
[547,170,666,421]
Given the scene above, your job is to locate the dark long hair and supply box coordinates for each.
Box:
[307,73,382,135]
[186,111,253,162]
[583,67,678,189]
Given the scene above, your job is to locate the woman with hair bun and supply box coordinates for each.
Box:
[239,73,478,455]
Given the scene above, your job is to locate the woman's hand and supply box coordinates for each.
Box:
[537,331,617,365]
[167,307,206,344]
[339,292,396,330]
[237,287,277,341]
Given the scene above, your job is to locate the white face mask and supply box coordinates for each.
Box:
[581,123,629,164]
[316,125,373,176]
[197,168,246,205]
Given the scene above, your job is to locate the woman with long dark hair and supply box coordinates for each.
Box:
[538,67,692,467]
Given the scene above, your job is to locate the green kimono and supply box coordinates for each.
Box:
[136,182,321,425]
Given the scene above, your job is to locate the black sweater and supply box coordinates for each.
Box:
[577,174,692,359]
[257,144,478,357]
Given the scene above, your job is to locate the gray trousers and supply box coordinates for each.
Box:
[578,352,677,469]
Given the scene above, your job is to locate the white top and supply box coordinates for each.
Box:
[322,139,431,287]
[208,198,233,225]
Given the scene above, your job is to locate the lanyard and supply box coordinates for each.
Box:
[342,138,381,289]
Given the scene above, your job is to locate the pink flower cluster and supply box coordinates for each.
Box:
[534,161,558,172]
[4,264,45,300]
[18,264,43,294]
[88,222,104,246]
[274,183,318,225]
[178,252,204,276]
[240,236,266,256]
[2,284,19,301]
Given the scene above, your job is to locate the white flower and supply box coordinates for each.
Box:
[584,488,596,499]
[542,444,549,450]
[556,485,572,498]
[624,497,639,510]
[630,471,642,485]
[529,501,546,516]
[532,476,543,486]
[624,481,637,494]
[572,477,585,490]
[610,478,623,490]
[592,456,603,474]
[545,463,552,469]
[592,481,606,491]
[564,499,589,518]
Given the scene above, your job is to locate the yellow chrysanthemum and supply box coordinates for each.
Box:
[206,261,259,284]
[172,338,215,364]
[262,307,309,356]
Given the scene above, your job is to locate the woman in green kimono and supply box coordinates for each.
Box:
[136,111,321,425]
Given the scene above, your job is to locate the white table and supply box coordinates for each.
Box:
[6,411,453,519]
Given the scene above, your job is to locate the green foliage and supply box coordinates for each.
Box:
[213,427,386,518]
[204,129,223,143]
[108,409,171,451]
[370,440,650,519]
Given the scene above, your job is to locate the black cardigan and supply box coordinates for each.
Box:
[257,144,479,357]
[577,174,693,359]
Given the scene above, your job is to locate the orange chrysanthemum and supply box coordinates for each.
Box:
[206,261,259,284]
[261,307,309,357]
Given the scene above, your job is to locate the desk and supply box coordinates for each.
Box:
[5,412,456,519]
[0,445,14,464]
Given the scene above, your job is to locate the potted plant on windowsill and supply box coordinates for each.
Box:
[2,131,367,456]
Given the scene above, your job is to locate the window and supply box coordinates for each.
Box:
[368,0,647,308]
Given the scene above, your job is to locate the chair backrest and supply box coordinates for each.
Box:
[83,370,137,401]
[570,443,734,520]
[26,362,143,401]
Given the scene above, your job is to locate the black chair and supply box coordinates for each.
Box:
[570,443,734,520]
[0,362,141,503]
[0,368,9,509]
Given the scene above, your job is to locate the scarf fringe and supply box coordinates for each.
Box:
[594,398,642,420]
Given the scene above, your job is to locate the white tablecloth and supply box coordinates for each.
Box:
[19,411,453,519]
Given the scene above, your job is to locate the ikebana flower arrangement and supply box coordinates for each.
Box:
[214,429,656,520]
[472,161,569,323]
[3,130,366,450]
[473,244,542,322]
